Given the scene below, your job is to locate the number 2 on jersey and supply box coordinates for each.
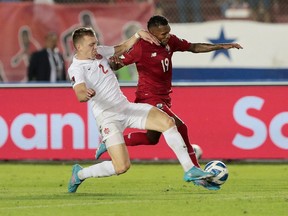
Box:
[161,58,169,72]
[99,64,108,74]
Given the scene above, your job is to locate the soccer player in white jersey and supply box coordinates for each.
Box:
[67,27,214,193]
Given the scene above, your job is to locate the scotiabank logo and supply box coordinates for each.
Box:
[233,96,288,150]
[0,104,99,150]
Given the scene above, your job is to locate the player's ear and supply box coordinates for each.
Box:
[74,41,82,51]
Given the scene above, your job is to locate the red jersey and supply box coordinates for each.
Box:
[122,34,191,106]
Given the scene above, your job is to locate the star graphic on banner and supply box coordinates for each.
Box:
[209,27,236,60]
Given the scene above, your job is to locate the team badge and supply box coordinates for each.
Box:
[103,127,110,135]
[165,44,170,52]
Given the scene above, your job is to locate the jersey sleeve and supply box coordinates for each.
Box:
[68,66,85,88]
[121,40,142,65]
[97,46,115,58]
[170,34,191,52]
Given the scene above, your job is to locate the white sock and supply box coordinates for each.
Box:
[163,126,194,172]
[78,161,116,180]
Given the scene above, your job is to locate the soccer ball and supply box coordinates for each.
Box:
[192,144,203,159]
[204,160,229,186]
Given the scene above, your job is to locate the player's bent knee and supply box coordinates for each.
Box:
[115,162,131,175]
[164,116,176,130]
[147,107,176,132]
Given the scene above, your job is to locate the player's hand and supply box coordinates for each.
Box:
[137,30,160,46]
[225,43,243,49]
[87,88,96,99]
[109,56,124,70]
[109,56,124,65]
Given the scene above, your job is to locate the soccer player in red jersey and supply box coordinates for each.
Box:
[96,16,242,188]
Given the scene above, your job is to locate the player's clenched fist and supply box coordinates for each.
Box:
[86,88,96,99]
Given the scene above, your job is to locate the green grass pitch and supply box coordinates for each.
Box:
[0,162,287,216]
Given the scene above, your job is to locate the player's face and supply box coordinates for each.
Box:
[78,35,98,60]
[149,25,171,46]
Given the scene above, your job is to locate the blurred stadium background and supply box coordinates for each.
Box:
[4,0,288,23]
[53,0,288,23]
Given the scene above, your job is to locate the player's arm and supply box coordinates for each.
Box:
[189,43,243,53]
[73,83,96,102]
[114,30,159,56]
[109,56,124,71]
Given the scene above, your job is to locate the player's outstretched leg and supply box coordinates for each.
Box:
[95,143,107,160]
[183,166,214,182]
[68,164,84,193]
[193,179,220,191]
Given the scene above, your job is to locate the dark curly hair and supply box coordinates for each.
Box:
[147,15,169,30]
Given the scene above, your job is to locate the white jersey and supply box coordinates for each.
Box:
[68,46,128,117]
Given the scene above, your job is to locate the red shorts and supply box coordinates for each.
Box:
[135,95,176,118]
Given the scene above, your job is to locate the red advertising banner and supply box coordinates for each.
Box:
[0,85,287,160]
[0,2,154,82]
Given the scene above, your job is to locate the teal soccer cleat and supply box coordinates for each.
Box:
[95,143,107,160]
[184,166,214,182]
[68,164,83,193]
[193,179,221,191]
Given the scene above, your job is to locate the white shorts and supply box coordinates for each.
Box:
[95,102,152,148]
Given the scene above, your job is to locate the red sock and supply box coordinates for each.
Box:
[177,124,200,168]
[124,132,151,146]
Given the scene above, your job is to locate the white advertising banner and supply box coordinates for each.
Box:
[171,20,288,69]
